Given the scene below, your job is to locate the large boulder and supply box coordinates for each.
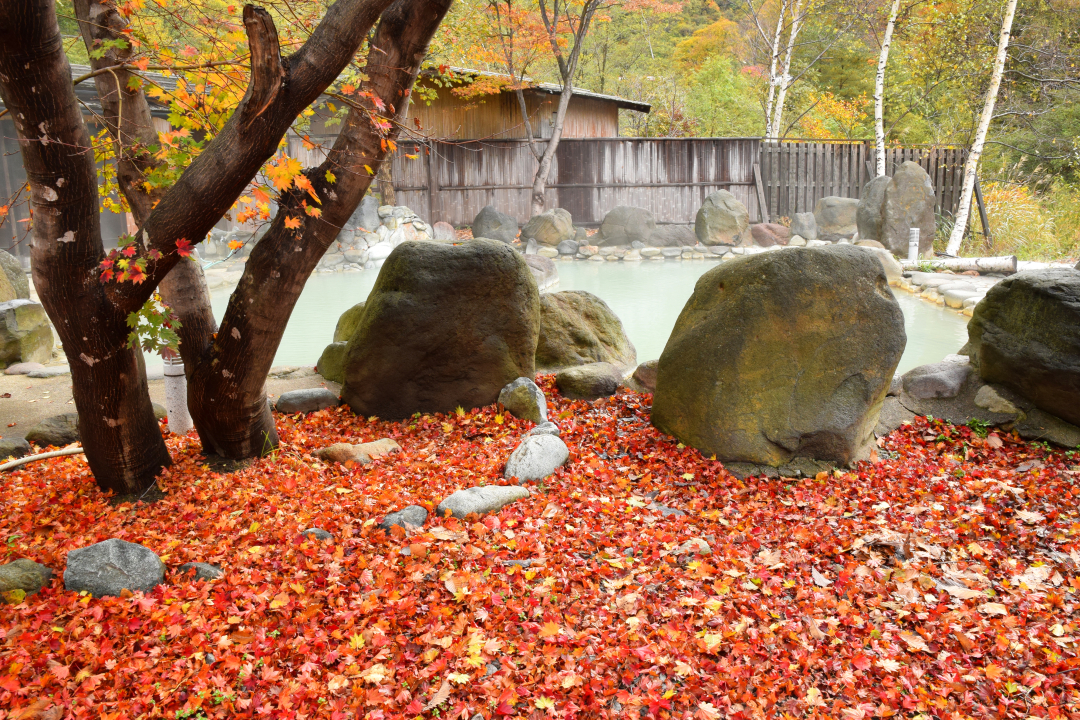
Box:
[342,239,540,419]
[695,191,749,246]
[316,342,347,383]
[0,250,29,301]
[856,175,890,242]
[0,436,31,461]
[650,225,698,247]
[0,300,53,367]
[521,209,575,247]
[963,268,1080,426]
[790,212,817,241]
[599,206,656,246]
[64,539,164,598]
[349,194,381,232]
[334,302,366,343]
[25,413,79,447]
[472,206,519,244]
[813,196,860,240]
[536,291,636,372]
[882,162,935,257]
[652,245,905,467]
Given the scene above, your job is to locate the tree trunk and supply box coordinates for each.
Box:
[874,0,901,177]
[945,0,1018,256]
[900,255,1017,273]
[529,85,573,216]
[377,162,396,206]
[0,0,171,494]
[767,0,803,140]
[189,0,454,457]
[761,0,786,136]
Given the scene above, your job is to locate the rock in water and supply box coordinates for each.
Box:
[652,245,905,467]
[0,300,53,366]
[883,162,935,256]
[504,434,569,482]
[521,209,575,247]
[333,302,366,343]
[599,206,656,246]
[275,388,340,414]
[555,362,623,400]
[64,539,164,598]
[856,175,890,242]
[436,486,530,519]
[472,206,519,244]
[963,268,1080,426]
[317,342,347,384]
[695,191,749,246]
[342,240,539,419]
[0,559,53,602]
[499,377,547,424]
[536,291,636,372]
[813,196,860,241]
[25,413,79,447]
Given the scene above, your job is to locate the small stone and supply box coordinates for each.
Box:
[677,538,712,555]
[3,361,45,375]
[275,388,340,414]
[498,377,547,424]
[527,421,561,437]
[176,562,224,581]
[974,385,1020,415]
[315,438,401,465]
[902,361,971,400]
[504,433,569,482]
[301,528,333,541]
[0,436,31,461]
[537,246,559,259]
[646,502,686,518]
[555,362,623,400]
[379,505,428,531]
[436,485,530,519]
[64,539,164,598]
[0,558,53,602]
[26,367,69,378]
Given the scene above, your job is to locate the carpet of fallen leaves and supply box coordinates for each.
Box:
[3,375,1080,720]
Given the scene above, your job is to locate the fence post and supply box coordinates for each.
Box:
[973,176,992,245]
[754,164,769,223]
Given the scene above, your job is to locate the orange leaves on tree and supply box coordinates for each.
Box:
[264,156,303,192]
[283,215,301,229]
[293,174,320,204]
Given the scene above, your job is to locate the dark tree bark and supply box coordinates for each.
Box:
[0,0,170,493]
[0,0,407,492]
[189,0,455,456]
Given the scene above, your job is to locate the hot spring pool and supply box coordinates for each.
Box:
[198,259,969,376]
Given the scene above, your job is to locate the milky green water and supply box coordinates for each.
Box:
[202,259,970,375]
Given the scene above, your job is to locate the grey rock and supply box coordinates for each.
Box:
[660,247,683,258]
[525,238,538,255]
[623,359,658,394]
[177,562,223,581]
[647,502,686,518]
[557,240,579,256]
[503,434,569,482]
[524,253,558,289]
[650,224,698,247]
[973,384,1020,415]
[723,462,780,480]
[498,377,547,424]
[599,206,656,246]
[527,421,561,437]
[964,268,1080,426]
[902,361,971,399]
[883,162,936,256]
[0,300,53,366]
[1016,409,1080,448]
[888,375,903,396]
[472,206,519,244]
[790,212,818,241]
[813,196,860,239]
[64,539,164,598]
[25,413,79,447]
[0,558,53,601]
[301,528,333,541]
[521,209,574,247]
[379,505,428,531]
[275,388,340,414]
[777,457,837,478]
[433,222,457,243]
[0,250,29,301]
[27,366,69,378]
[0,436,31,461]
[652,245,905,467]
[856,175,890,242]
[856,246,903,284]
[342,240,539,419]
[555,362,623,400]
[437,485,531,519]
[695,191,749,246]
[537,291,636,372]
[350,195,381,232]
[875,396,916,437]
[3,362,44,375]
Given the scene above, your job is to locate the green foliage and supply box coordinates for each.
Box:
[126,293,182,355]
[684,56,762,137]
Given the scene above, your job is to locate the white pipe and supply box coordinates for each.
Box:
[1,447,84,472]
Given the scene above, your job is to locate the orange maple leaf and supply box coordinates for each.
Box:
[283,216,301,229]
[538,621,560,639]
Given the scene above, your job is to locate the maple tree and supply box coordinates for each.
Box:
[3,378,1080,717]
[0,0,452,494]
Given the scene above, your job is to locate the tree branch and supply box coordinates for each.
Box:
[237,5,286,132]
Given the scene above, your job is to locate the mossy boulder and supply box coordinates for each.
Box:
[521,209,575,247]
[695,191,749,246]
[0,300,53,367]
[317,341,347,383]
[341,239,540,419]
[0,250,29,301]
[536,291,636,372]
[963,268,1080,426]
[333,301,366,343]
[652,245,906,467]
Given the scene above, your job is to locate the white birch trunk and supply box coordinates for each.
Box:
[767,0,803,140]
[762,1,786,137]
[945,0,1019,256]
[874,0,901,176]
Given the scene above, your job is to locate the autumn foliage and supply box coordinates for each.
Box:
[2,377,1079,718]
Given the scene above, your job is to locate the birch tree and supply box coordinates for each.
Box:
[874,0,901,176]
[945,0,1019,256]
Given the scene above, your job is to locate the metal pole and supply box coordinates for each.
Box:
[907,228,920,263]
[162,354,193,435]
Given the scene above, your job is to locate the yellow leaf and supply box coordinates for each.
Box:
[349,633,365,650]
[359,663,389,685]
[269,592,290,609]
[535,697,555,710]
[364,164,373,175]
[325,170,337,184]
[448,672,470,685]
[289,582,304,594]
[335,487,352,494]
[538,621,561,639]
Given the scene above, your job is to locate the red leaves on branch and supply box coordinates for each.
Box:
[1,377,1079,718]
